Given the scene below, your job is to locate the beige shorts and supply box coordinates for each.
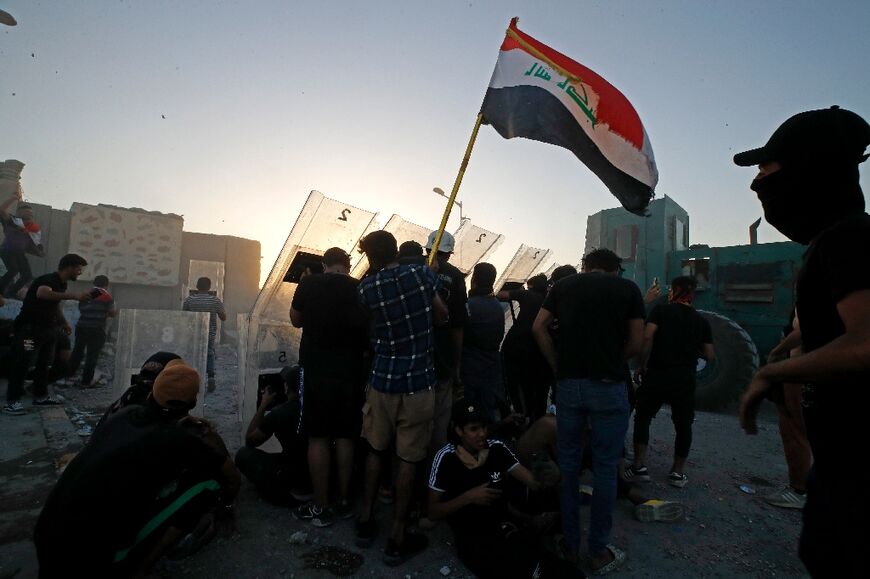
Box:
[362,386,435,463]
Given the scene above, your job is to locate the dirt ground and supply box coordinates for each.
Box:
[3,341,810,578]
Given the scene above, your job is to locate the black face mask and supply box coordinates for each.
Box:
[750,166,864,245]
[750,168,820,244]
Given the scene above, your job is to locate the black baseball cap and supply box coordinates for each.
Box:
[451,399,488,427]
[733,106,870,167]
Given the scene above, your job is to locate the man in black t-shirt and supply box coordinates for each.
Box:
[461,263,506,423]
[235,365,311,507]
[625,276,714,488]
[424,230,468,469]
[35,359,240,578]
[735,106,870,578]
[532,248,644,575]
[3,253,91,415]
[428,401,581,579]
[498,273,552,420]
[289,247,368,526]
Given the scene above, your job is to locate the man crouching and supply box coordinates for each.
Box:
[34,359,240,578]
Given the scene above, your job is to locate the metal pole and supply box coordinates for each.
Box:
[428,113,484,266]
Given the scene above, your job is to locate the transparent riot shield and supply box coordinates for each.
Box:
[495,244,552,292]
[451,220,505,275]
[350,214,433,278]
[238,191,378,435]
[496,244,552,333]
[113,309,209,415]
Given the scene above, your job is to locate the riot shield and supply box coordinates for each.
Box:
[496,244,552,333]
[350,214,432,278]
[113,309,209,415]
[238,191,378,434]
[495,244,552,292]
[451,220,504,275]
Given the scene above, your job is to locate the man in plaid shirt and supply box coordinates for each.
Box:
[355,230,447,566]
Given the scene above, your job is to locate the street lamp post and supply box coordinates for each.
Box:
[433,187,468,223]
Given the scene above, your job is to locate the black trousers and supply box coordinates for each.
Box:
[68,326,106,385]
[6,324,57,402]
[633,368,696,458]
[0,249,33,297]
[234,446,309,506]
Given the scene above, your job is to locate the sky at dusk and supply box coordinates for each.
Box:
[3,1,869,284]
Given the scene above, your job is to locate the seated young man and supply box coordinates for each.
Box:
[428,401,583,579]
[234,365,311,506]
[34,359,240,578]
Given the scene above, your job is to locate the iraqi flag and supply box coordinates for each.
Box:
[481,18,657,215]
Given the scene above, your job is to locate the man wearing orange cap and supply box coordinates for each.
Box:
[34,359,240,578]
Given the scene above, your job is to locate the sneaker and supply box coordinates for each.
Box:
[311,507,335,528]
[622,464,651,483]
[3,401,26,415]
[634,500,686,523]
[292,501,321,522]
[383,532,428,566]
[764,486,806,510]
[33,397,62,406]
[355,518,378,548]
[332,500,354,520]
[667,472,688,488]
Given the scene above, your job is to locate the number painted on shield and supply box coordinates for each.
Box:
[476,233,487,243]
[278,351,287,363]
[338,208,351,221]
[161,327,175,343]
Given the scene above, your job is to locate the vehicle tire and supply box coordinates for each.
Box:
[694,310,758,411]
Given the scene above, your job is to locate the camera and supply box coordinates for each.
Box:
[257,372,288,410]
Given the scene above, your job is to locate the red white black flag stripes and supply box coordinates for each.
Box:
[481,18,658,215]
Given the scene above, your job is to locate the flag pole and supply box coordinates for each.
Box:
[428,112,484,266]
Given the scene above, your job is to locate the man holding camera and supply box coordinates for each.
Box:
[235,365,311,506]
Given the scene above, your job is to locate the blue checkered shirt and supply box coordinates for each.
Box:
[357,264,438,394]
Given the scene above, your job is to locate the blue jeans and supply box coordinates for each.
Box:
[206,339,216,378]
[556,378,630,555]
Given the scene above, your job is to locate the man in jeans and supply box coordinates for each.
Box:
[68,274,117,387]
[355,230,447,566]
[4,254,91,414]
[532,248,644,575]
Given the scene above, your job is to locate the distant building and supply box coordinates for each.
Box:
[0,200,260,332]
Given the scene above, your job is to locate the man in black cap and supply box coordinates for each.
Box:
[736,106,870,578]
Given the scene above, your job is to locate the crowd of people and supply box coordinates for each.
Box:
[3,105,868,578]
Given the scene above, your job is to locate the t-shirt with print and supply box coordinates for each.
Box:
[357,263,438,394]
[646,303,712,372]
[432,259,468,381]
[795,213,870,461]
[16,272,66,329]
[428,439,519,539]
[291,272,369,378]
[542,272,645,381]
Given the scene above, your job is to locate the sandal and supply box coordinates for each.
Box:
[592,545,626,575]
